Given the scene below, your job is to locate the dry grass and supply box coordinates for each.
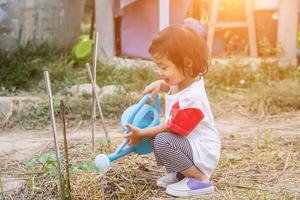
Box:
[206,63,300,117]
[1,132,300,200]
[245,79,300,116]
[1,58,300,199]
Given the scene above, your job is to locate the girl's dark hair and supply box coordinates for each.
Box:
[149,24,208,77]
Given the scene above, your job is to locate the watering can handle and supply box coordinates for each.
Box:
[126,94,160,130]
[153,95,160,114]
[117,94,160,153]
[126,94,149,129]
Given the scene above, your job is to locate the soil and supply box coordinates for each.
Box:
[1,110,300,194]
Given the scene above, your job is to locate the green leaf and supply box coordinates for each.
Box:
[42,165,56,176]
[38,155,49,165]
[283,192,289,200]
[26,158,38,166]
[71,38,93,60]
[46,159,56,167]
[226,153,241,161]
[80,162,90,171]
[70,165,79,173]
[42,167,50,175]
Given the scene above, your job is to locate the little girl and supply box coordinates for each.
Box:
[125,24,220,197]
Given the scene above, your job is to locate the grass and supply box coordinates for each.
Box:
[2,54,300,128]
[1,132,299,199]
[1,45,300,199]
[0,177,3,199]
[205,59,300,116]
[245,79,300,115]
[0,42,97,97]
[6,93,142,129]
[1,24,300,200]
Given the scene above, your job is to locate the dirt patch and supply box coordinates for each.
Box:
[1,111,300,162]
[0,121,122,161]
[0,110,300,198]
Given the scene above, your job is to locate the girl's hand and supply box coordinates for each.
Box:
[143,80,169,99]
[143,80,162,99]
[124,124,143,145]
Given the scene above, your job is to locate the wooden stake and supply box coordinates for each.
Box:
[60,100,71,198]
[86,63,110,147]
[44,71,65,200]
[89,0,95,40]
[91,32,99,152]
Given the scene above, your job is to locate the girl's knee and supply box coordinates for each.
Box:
[154,132,173,150]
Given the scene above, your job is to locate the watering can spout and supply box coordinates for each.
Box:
[95,145,135,172]
[109,145,134,161]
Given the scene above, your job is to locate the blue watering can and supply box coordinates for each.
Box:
[95,94,160,172]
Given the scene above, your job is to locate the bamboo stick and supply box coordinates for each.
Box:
[44,71,65,200]
[91,32,99,152]
[86,63,110,147]
[89,0,95,40]
[60,100,71,198]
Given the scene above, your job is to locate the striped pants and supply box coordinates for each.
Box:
[149,132,194,173]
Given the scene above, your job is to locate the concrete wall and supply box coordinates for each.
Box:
[277,0,299,60]
[0,0,85,52]
[95,0,115,60]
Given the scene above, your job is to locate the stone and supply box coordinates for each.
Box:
[69,83,101,97]
[2,177,26,193]
[100,85,124,98]
[0,96,41,127]
[10,96,41,113]
[0,97,13,117]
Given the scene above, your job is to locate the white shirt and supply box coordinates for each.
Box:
[165,78,221,177]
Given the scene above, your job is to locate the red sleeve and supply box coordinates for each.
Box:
[167,102,204,136]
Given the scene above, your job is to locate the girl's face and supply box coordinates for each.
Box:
[153,54,186,86]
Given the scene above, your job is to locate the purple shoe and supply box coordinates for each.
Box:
[156,172,185,188]
[166,177,214,197]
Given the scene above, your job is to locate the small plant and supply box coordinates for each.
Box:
[0,176,3,199]
[18,101,57,129]
[27,153,59,176]
[247,188,258,199]
[224,30,248,56]
[28,166,39,194]
[264,129,270,146]
[297,28,300,48]
[95,62,159,92]
[27,153,66,197]
[70,161,98,173]
[225,152,241,161]
[262,191,270,200]
[259,37,283,57]
[0,43,58,91]
[283,192,290,200]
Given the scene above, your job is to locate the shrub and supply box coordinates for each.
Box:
[95,62,159,92]
[0,43,59,91]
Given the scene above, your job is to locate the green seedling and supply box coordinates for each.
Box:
[27,153,62,176]
[226,153,241,161]
[264,128,270,145]
[70,161,98,173]
[262,191,270,200]
[247,187,258,199]
[0,176,3,199]
[283,192,290,200]
[28,166,39,195]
